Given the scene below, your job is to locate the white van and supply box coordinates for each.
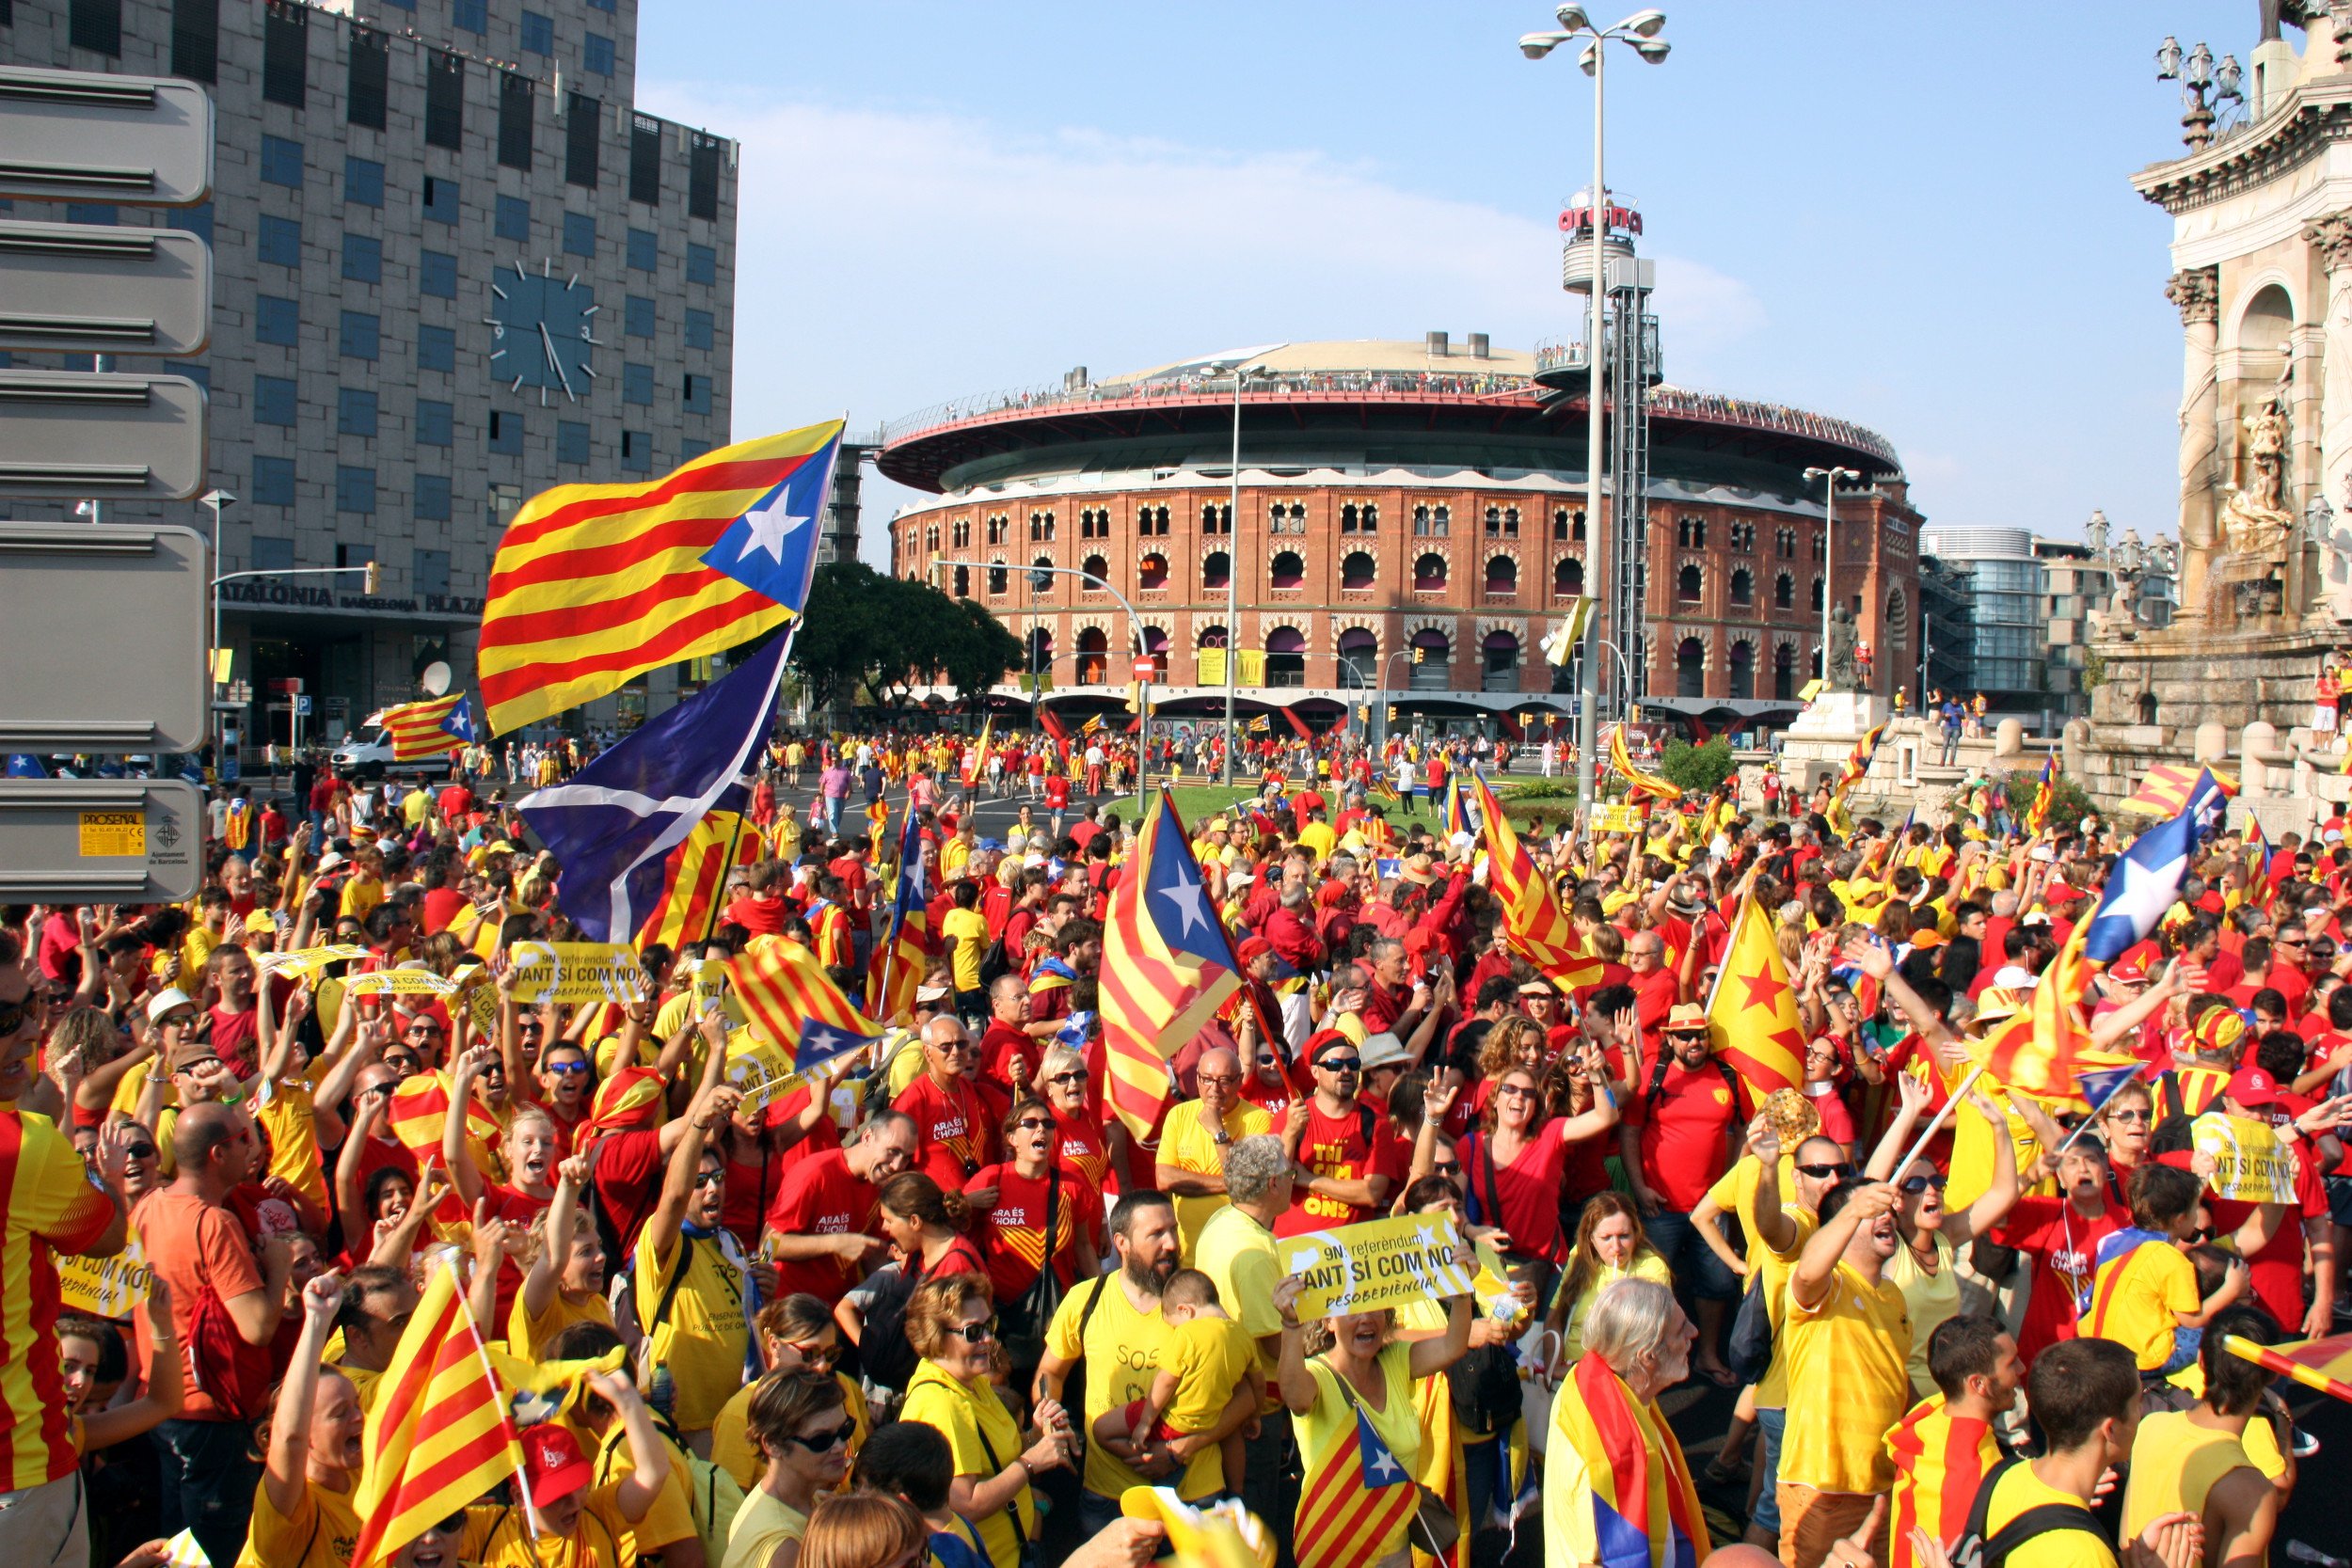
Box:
[331,722,453,781]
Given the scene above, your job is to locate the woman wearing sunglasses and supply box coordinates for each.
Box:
[728,1369,858,1568]
[898,1275,1074,1568]
[1874,1081,2023,1402]
[1035,1047,1120,1195]
[713,1293,872,1494]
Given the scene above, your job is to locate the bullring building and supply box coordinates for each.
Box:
[2,0,738,742]
[881,336,1922,736]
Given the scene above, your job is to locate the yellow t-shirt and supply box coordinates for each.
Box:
[942,907,990,992]
[1556,1249,1675,1364]
[582,1420,699,1564]
[463,1489,632,1568]
[1981,1463,2118,1568]
[1160,1314,1260,1435]
[1295,1351,1419,1562]
[403,789,432,828]
[1782,1259,1913,1494]
[721,1488,806,1568]
[2121,1409,2263,1544]
[1193,1203,1284,1413]
[1157,1099,1272,1259]
[899,1361,1036,1568]
[508,1286,614,1361]
[1296,821,1336,863]
[634,1228,750,1433]
[2088,1240,2199,1370]
[1700,1156,1815,1408]
[339,876,386,924]
[233,1474,361,1568]
[1884,1230,1962,1397]
[254,1076,327,1212]
[1044,1275,1222,1502]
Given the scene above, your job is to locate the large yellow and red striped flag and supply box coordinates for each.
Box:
[1099,790,1241,1142]
[1471,773,1600,991]
[635,810,758,953]
[1607,724,1680,803]
[730,933,883,1071]
[2121,761,2239,816]
[960,717,993,790]
[351,1259,532,1568]
[379,692,475,760]
[866,807,932,1024]
[477,421,843,735]
[1976,918,2130,1099]
[385,1069,501,1157]
[1703,893,1804,1097]
[1547,1349,1709,1568]
[2222,1331,2352,1405]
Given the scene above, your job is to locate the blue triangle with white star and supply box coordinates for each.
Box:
[1357,1407,1408,1489]
[699,436,838,614]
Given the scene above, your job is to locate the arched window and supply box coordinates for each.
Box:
[1553,508,1574,542]
[1677,637,1706,697]
[1134,626,1170,682]
[1137,552,1168,591]
[1026,626,1053,674]
[1776,527,1794,559]
[987,562,1008,596]
[1202,550,1231,590]
[1485,506,1503,537]
[1265,626,1307,688]
[1677,564,1703,604]
[1728,641,1755,700]
[1337,627,1378,687]
[1414,553,1449,592]
[1730,569,1754,607]
[1195,624,1229,672]
[1341,550,1376,591]
[1075,626,1108,685]
[1029,556,1056,594]
[1554,557,1584,598]
[1773,642,1795,700]
[1269,550,1305,590]
[1081,553,1109,586]
[1486,556,1518,596]
[1811,576,1824,610]
[1482,631,1520,691]
[1341,503,1365,534]
[2137,691,2157,724]
[1200,502,1230,536]
[1774,572,1794,610]
[1140,505,1169,537]
[1360,503,1378,532]
[1677,516,1708,548]
[1409,629,1451,690]
[951,565,969,597]
[1411,503,1451,538]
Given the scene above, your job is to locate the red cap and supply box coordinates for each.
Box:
[1306,1029,1356,1065]
[2227,1066,2281,1109]
[519,1424,593,1507]
[1236,937,1273,966]
[2044,882,2083,904]
[2108,942,2160,984]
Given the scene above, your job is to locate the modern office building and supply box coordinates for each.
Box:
[2036,536,2111,717]
[880,338,1922,733]
[1916,527,2047,721]
[2,0,739,743]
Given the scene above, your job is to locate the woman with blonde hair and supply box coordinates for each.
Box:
[1035,1044,1120,1194]
[798,1492,929,1568]
[1544,1191,1672,1365]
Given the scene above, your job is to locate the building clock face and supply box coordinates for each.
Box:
[484,257,600,405]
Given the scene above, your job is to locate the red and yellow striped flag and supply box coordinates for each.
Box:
[1977,919,2129,1099]
[1099,791,1240,1141]
[1704,892,1805,1098]
[2221,1331,2352,1405]
[380,693,472,761]
[960,717,993,789]
[2121,761,2238,816]
[351,1259,531,1568]
[1607,725,1680,803]
[385,1069,501,1157]
[1295,1400,1420,1568]
[1885,1393,2000,1568]
[477,421,842,735]
[2024,755,2058,834]
[1544,1351,1708,1568]
[1472,773,1600,991]
[636,810,757,953]
[730,934,882,1069]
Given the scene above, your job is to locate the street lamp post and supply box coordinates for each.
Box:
[1520,6,1670,830]
[1804,465,1859,688]
[1212,360,1266,785]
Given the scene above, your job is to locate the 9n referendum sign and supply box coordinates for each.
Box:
[1279,1213,1473,1320]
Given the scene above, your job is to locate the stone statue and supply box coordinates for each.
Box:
[2217,374,2296,559]
[1825,605,1861,690]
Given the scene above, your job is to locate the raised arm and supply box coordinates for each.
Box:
[262,1272,344,1517]
[441,1044,497,1210]
[521,1151,589,1326]
[588,1369,672,1523]
[1792,1181,1896,1312]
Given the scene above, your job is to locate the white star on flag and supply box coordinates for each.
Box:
[737,488,810,565]
[1367,1448,1401,1482]
[1156,863,1214,941]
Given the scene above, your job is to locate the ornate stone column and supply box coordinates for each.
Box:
[2169,265,2222,620]
[2304,214,2352,620]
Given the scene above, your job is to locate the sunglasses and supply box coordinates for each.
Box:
[1899,1172,1949,1194]
[544,1060,592,1075]
[784,1418,858,1452]
[691,1170,724,1189]
[123,1141,158,1161]
[383,1053,421,1073]
[787,1339,840,1368]
[1015,1117,1057,1132]
[1048,1069,1089,1085]
[1495,1084,1536,1100]
[1433,1161,1462,1178]
[1196,1071,1241,1087]
[0,1000,27,1037]
[1318,1058,1362,1073]
[2105,1109,2152,1126]
[946,1318,998,1344]
[1794,1162,1854,1180]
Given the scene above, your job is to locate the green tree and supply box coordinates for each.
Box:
[789,562,1020,715]
[1658,736,1736,796]
[2001,767,2095,836]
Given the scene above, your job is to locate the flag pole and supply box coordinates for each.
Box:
[2051,1068,2143,1159]
[451,1254,546,1541]
[1888,1060,1991,1181]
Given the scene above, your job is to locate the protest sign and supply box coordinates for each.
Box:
[255,943,369,978]
[2191,1111,2297,1204]
[724,1038,804,1114]
[59,1235,151,1318]
[340,969,459,998]
[504,942,647,1005]
[1590,803,1645,834]
[1277,1212,1474,1321]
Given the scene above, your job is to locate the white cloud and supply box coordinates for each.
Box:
[634,90,1767,562]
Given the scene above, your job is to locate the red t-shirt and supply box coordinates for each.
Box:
[723,895,788,937]
[2208,1146,2328,1329]
[1460,1120,1574,1263]
[963,1161,1103,1299]
[1992,1195,2122,1360]
[587,1126,667,1259]
[421,886,469,934]
[1627,1060,1743,1211]
[1277,1101,1406,1238]
[978,1020,1034,1087]
[208,1005,259,1069]
[765,1148,881,1300]
[1629,968,1680,1037]
[892,1074,1001,1187]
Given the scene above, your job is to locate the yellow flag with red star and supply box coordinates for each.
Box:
[1703,892,1804,1096]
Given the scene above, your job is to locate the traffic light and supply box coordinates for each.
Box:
[1412,648,1425,664]
[1386,705,1398,723]
[362,561,380,594]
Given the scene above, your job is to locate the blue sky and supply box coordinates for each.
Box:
[636,2,2261,566]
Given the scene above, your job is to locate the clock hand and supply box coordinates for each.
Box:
[538,323,574,397]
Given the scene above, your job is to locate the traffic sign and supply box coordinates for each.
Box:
[0,66,215,206]
[1131,657,1156,679]
[0,369,210,499]
[0,777,201,903]
[0,523,206,752]
[0,219,213,356]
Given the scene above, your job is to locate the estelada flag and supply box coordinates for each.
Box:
[350,1257,532,1568]
[1548,1350,1708,1568]
[1294,1397,1419,1568]
[1099,790,1241,1141]
[2121,761,2239,816]
[2024,755,2058,834]
[1471,773,1600,991]
[729,934,883,1072]
[1702,892,1804,1097]
[1977,919,2130,1099]
[636,809,758,953]
[477,420,842,734]
[380,692,475,760]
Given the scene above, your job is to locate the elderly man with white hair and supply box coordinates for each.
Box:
[1544,1278,1712,1568]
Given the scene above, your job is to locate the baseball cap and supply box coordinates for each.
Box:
[2108,942,2159,984]
[2226,1065,2281,1109]
[519,1424,593,1508]
[243,909,280,936]
[2193,1006,2247,1056]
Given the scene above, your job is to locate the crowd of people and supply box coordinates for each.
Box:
[2,719,2347,1568]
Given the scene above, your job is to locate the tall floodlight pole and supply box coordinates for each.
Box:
[1520,7,1669,829]
[1805,465,1860,685]
[1212,360,1263,785]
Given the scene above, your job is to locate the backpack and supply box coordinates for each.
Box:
[593,1418,744,1568]
[854,1263,924,1392]
[1951,1459,2111,1568]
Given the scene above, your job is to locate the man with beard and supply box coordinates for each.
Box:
[1780,1180,1912,1568]
[1034,1192,1225,1541]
